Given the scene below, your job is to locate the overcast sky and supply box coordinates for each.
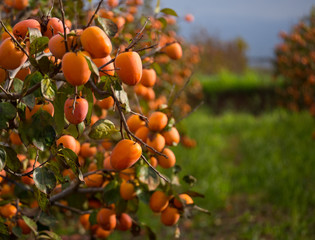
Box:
[161,0,314,58]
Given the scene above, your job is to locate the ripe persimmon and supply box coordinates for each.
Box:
[115,51,142,86]
[84,173,104,187]
[140,68,156,87]
[143,87,155,101]
[15,67,30,81]
[93,55,115,76]
[103,156,114,170]
[149,156,158,168]
[119,168,135,181]
[162,127,180,146]
[0,68,7,83]
[80,26,112,58]
[160,207,180,226]
[174,193,193,209]
[80,213,90,230]
[64,97,88,124]
[9,131,22,145]
[135,126,149,142]
[95,226,111,238]
[110,139,142,170]
[157,148,176,169]
[146,133,165,152]
[164,42,182,60]
[10,0,28,10]
[13,19,40,40]
[0,38,28,70]
[116,213,132,231]
[97,208,116,231]
[185,14,194,22]
[56,135,77,153]
[17,218,31,234]
[62,51,91,86]
[44,17,66,39]
[120,181,136,200]
[97,96,114,109]
[48,34,77,60]
[107,0,119,7]
[148,111,168,132]
[126,115,145,133]
[25,101,54,120]
[149,190,169,213]
[80,143,97,158]
[0,204,17,218]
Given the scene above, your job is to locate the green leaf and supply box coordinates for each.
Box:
[154,0,160,14]
[152,62,162,75]
[89,210,98,226]
[95,16,118,38]
[22,72,43,98]
[22,94,36,109]
[33,166,57,194]
[34,187,49,211]
[160,8,178,17]
[115,89,130,112]
[41,78,56,101]
[0,102,17,129]
[82,87,93,125]
[2,146,21,172]
[19,110,56,151]
[183,175,197,186]
[12,226,22,238]
[158,17,167,29]
[0,148,6,171]
[28,27,42,43]
[38,212,57,226]
[39,230,62,240]
[116,199,127,215]
[21,215,38,234]
[13,78,24,93]
[138,165,160,191]
[53,91,67,135]
[29,36,49,55]
[103,180,120,205]
[0,217,9,237]
[85,56,99,78]
[88,119,117,140]
[58,148,83,181]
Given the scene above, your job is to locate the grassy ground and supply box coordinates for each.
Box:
[169,108,315,239]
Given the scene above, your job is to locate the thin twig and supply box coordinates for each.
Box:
[6,154,52,177]
[98,58,115,71]
[50,178,80,203]
[53,201,92,215]
[169,75,193,107]
[86,0,104,28]
[0,85,11,98]
[33,149,40,170]
[134,43,158,53]
[111,86,168,158]
[125,17,150,52]
[176,101,204,124]
[141,155,169,183]
[0,21,29,58]
[58,0,69,52]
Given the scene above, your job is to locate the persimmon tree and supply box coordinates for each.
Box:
[0,0,206,239]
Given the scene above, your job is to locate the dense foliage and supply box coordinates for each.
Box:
[0,0,206,239]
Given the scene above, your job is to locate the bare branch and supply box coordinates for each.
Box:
[141,155,170,183]
[0,20,29,58]
[58,0,69,52]
[125,17,150,52]
[53,201,92,215]
[86,0,104,28]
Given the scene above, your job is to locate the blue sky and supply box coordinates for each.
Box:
[161,0,314,58]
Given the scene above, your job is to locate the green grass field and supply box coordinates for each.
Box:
[169,108,315,239]
[199,69,284,94]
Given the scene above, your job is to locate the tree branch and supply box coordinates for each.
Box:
[58,0,69,52]
[86,0,104,28]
